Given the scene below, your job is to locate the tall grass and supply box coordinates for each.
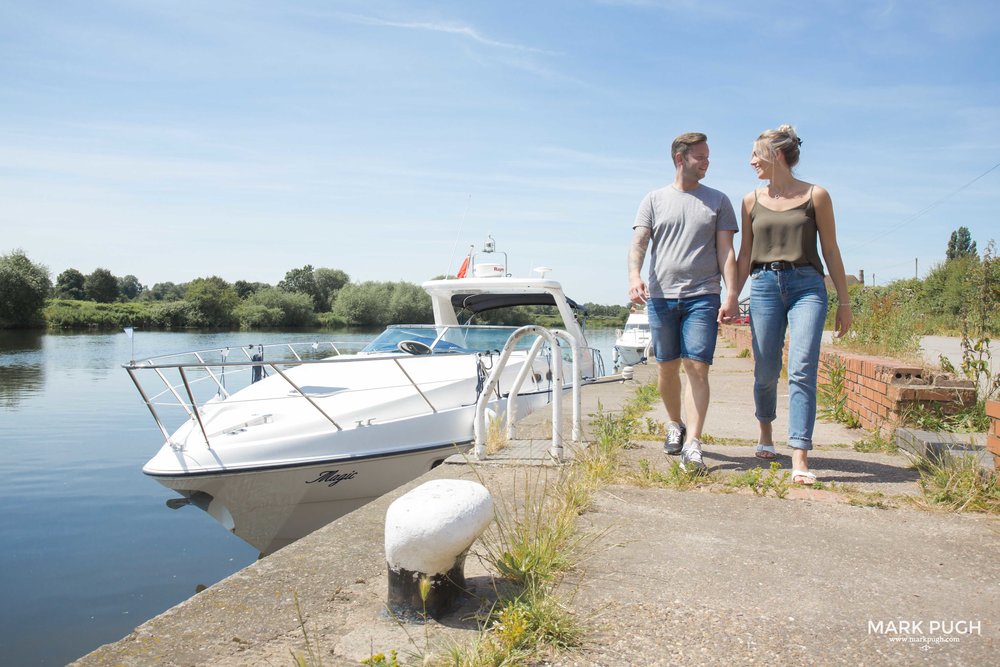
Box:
[833,287,921,358]
[913,452,1000,513]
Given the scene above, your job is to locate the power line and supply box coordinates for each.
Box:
[845,160,1000,252]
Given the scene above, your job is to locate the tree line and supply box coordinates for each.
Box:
[0,251,632,330]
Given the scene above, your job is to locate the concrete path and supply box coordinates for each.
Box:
[72,341,998,666]
[919,335,1000,372]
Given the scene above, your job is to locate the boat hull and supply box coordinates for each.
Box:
[146,393,549,554]
[614,344,648,367]
[151,441,462,554]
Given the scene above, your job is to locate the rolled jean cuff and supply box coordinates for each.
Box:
[755,413,776,423]
[788,438,813,451]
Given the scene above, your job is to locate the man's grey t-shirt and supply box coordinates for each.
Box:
[633,184,738,298]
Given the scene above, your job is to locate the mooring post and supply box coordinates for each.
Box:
[384,480,493,619]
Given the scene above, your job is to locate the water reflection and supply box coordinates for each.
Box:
[0,331,45,409]
[0,330,44,355]
[0,364,45,409]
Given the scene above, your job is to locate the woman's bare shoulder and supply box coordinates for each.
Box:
[810,183,832,202]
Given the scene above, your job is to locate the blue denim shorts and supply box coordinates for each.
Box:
[646,293,721,365]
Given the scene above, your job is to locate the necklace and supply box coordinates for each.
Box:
[767,183,795,199]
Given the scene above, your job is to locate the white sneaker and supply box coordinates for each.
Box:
[680,441,706,473]
[664,422,686,455]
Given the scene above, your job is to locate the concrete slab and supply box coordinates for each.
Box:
[896,428,993,471]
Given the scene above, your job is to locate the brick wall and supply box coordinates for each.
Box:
[988,401,1000,470]
[719,324,977,433]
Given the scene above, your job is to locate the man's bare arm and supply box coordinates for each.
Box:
[628,226,651,303]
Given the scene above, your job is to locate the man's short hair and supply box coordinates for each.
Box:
[671,132,708,162]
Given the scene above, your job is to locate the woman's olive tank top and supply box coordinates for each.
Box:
[749,187,825,275]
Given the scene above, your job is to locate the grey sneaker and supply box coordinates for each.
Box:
[680,443,706,473]
[664,422,686,455]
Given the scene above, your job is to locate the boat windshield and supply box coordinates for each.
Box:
[361,325,532,354]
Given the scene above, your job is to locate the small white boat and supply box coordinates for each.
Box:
[612,309,652,367]
[126,250,602,554]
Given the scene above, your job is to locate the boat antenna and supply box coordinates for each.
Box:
[446,194,473,277]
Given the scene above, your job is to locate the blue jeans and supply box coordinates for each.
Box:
[647,294,721,365]
[749,266,828,450]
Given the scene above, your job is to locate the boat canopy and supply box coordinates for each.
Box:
[422,277,589,346]
[450,292,587,315]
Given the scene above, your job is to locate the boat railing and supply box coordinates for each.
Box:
[473,326,583,462]
[124,341,574,449]
[126,355,451,448]
[135,340,354,369]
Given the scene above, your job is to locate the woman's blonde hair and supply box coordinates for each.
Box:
[756,124,802,168]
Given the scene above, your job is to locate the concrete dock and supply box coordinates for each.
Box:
[73,341,998,666]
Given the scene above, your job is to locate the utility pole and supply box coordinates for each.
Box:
[915,258,918,280]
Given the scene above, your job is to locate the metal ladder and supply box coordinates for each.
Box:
[472,325,582,461]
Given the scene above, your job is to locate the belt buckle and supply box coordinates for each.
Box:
[768,261,784,271]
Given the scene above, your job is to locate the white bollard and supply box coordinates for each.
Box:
[384,480,493,619]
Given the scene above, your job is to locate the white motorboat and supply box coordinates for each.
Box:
[612,309,652,367]
[126,256,602,554]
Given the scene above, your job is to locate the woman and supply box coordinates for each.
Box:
[735,124,852,485]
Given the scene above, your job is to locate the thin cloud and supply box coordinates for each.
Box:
[339,13,556,55]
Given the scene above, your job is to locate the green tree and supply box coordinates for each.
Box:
[923,257,978,320]
[946,226,978,261]
[117,274,144,301]
[140,282,186,301]
[333,281,432,327]
[279,265,321,309]
[314,268,350,312]
[85,268,119,303]
[387,281,433,323]
[0,250,52,327]
[968,240,1000,335]
[333,281,391,326]
[54,268,86,300]
[185,276,239,328]
[233,280,269,299]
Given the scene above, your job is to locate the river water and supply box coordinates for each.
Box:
[0,327,617,665]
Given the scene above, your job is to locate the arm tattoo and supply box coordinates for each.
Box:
[629,227,650,275]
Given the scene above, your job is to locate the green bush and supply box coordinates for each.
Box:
[233,303,284,329]
[835,285,920,357]
[0,250,51,328]
[185,277,239,329]
[146,301,196,328]
[44,299,189,329]
[235,287,316,328]
[333,281,433,327]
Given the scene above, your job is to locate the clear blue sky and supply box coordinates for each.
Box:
[2,0,998,305]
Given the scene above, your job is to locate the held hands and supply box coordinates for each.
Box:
[718,295,739,324]
[834,304,853,338]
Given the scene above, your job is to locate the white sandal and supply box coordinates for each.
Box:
[755,443,777,459]
[791,469,817,485]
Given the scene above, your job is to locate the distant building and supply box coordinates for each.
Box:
[825,269,864,291]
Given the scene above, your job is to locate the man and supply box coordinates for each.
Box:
[628,132,738,471]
